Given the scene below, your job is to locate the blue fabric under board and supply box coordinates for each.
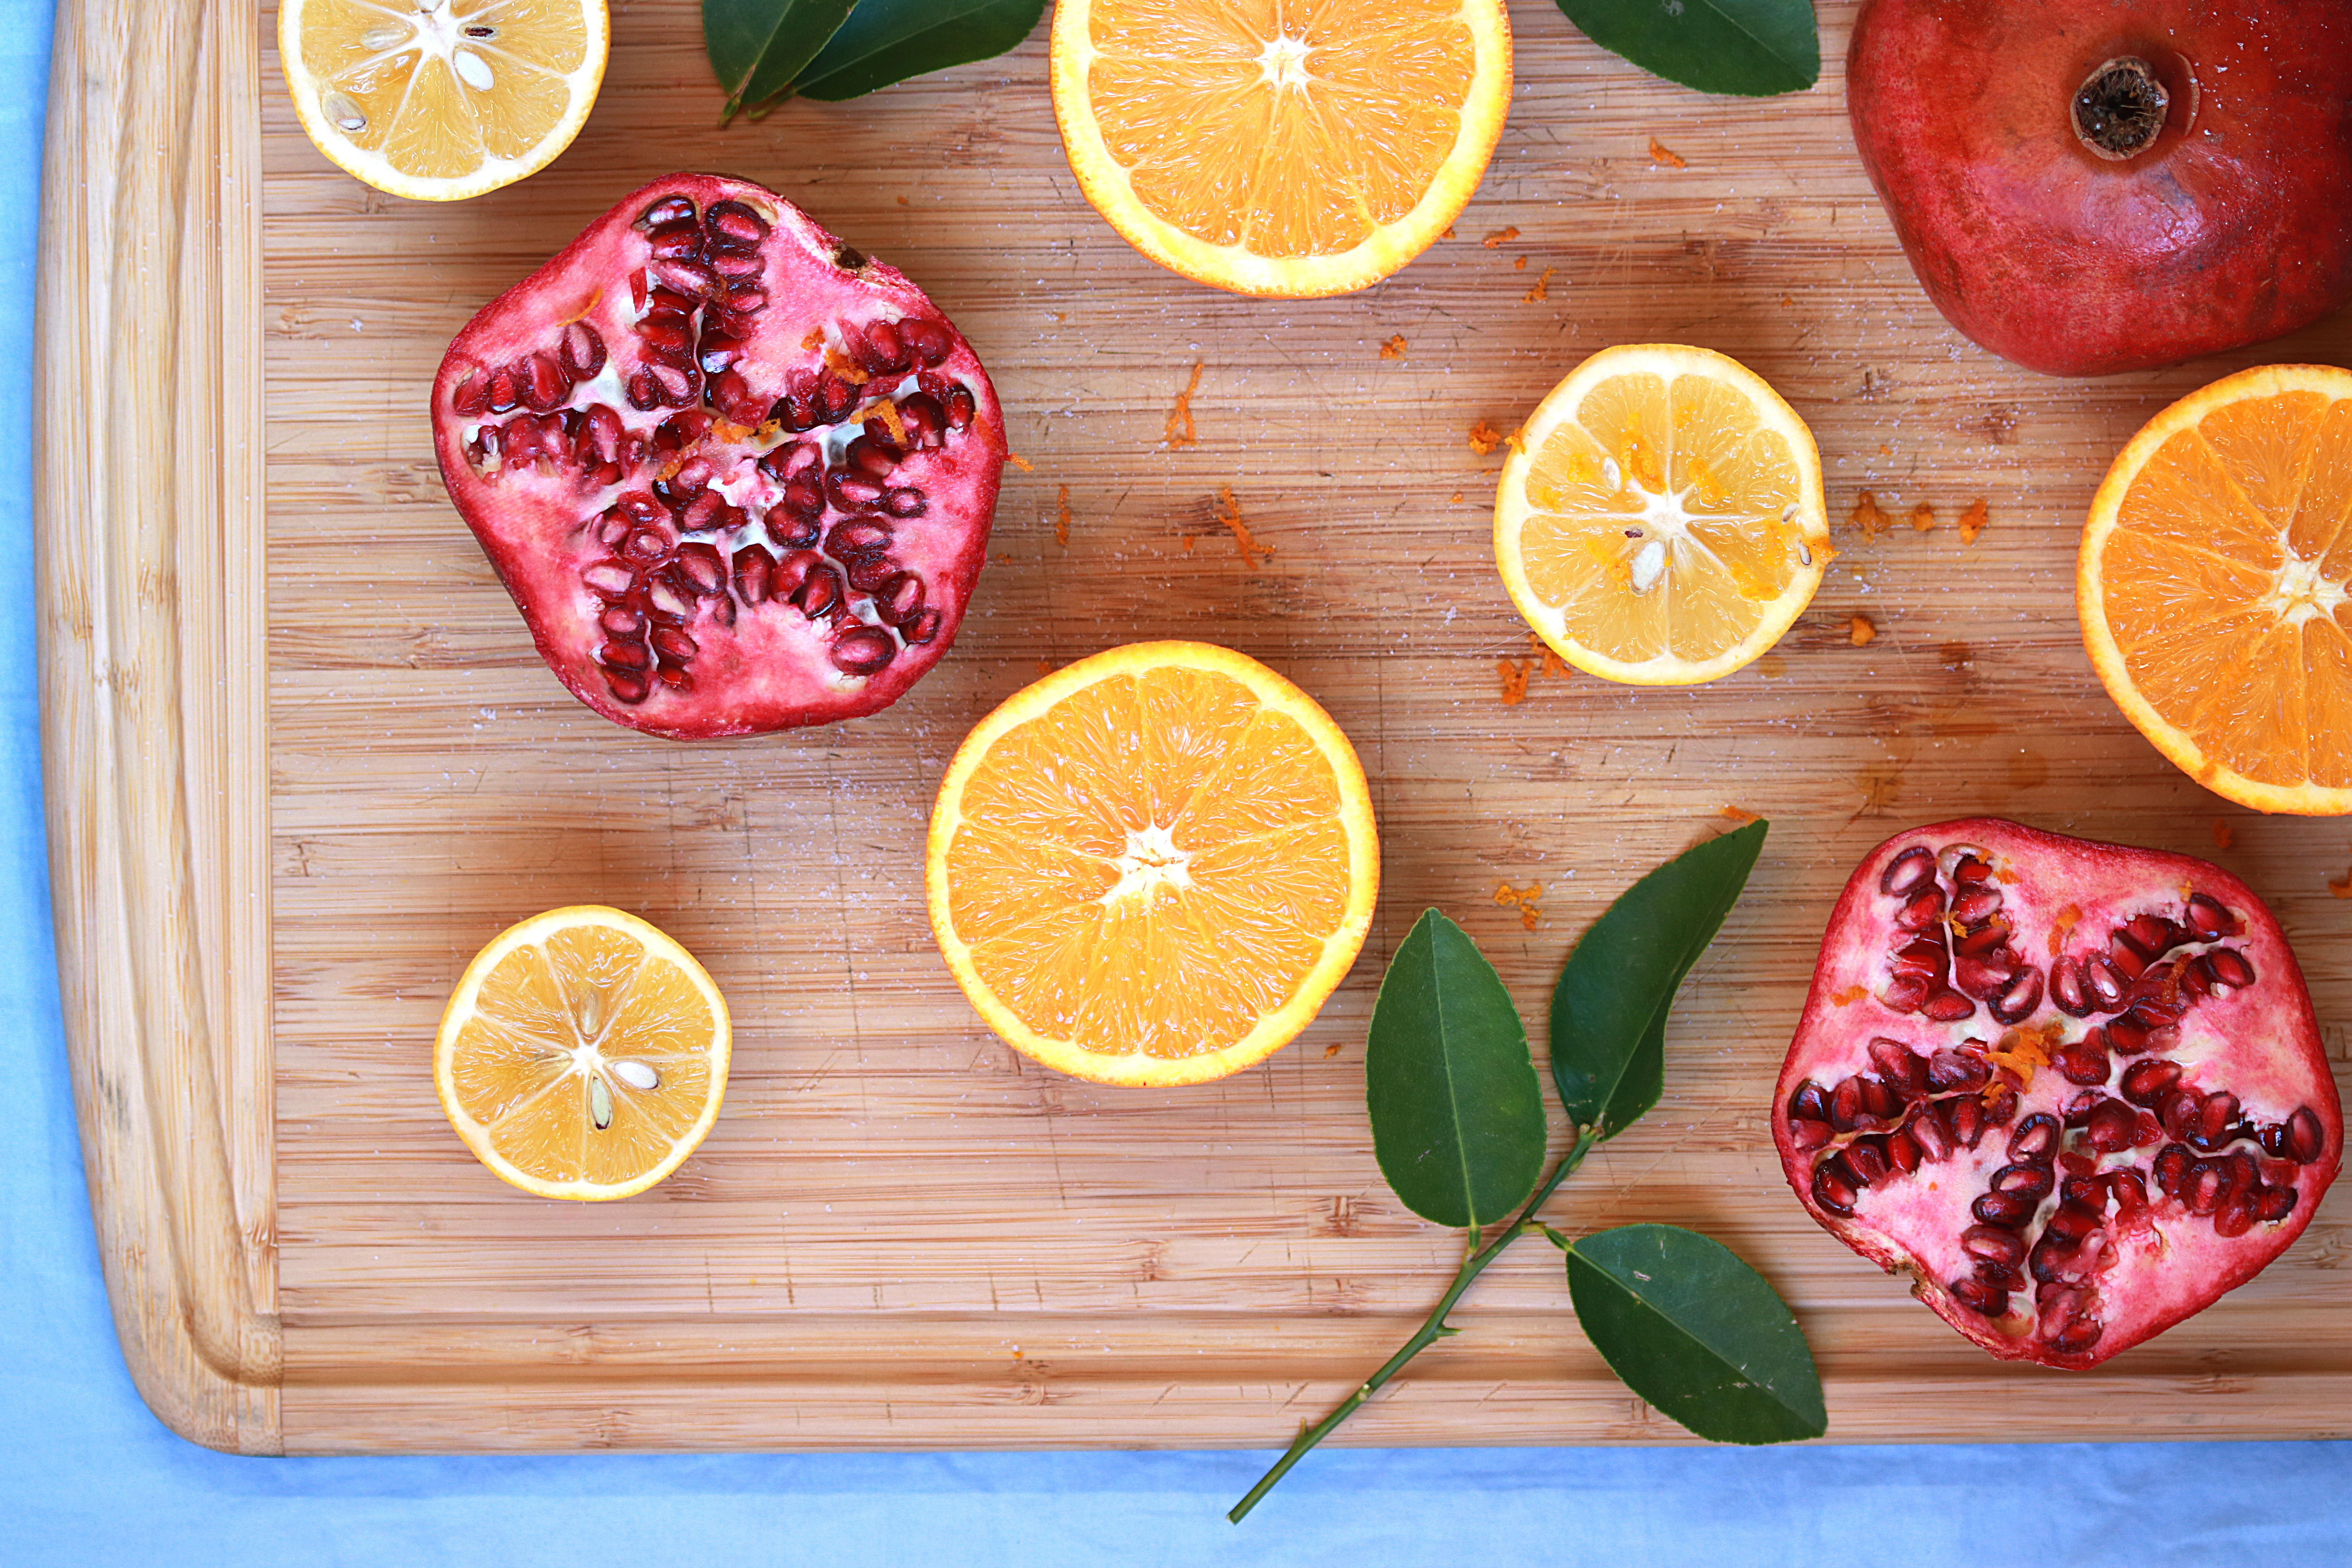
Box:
[3,1,2347,1561]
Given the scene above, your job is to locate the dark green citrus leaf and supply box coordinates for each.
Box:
[1366,909,1548,1231]
[1554,0,1820,98]
[1550,820,1766,1139]
[795,0,1048,102]
[705,0,858,116]
[1560,1224,1826,1443]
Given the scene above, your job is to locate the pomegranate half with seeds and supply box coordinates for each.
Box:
[1774,819,2340,1369]
[431,174,1005,738]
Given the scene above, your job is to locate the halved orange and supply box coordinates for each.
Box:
[927,642,1379,1086]
[279,0,608,202]
[435,906,730,1200]
[1049,0,1512,297]
[1495,344,1832,684]
[2080,364,2352,815]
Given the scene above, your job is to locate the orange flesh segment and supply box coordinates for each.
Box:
[2100,393,2352,792]
[1085,0,1477,258]
[1518,369,1806,665]
[448,922,715,1186]
[945,665,1352,1059]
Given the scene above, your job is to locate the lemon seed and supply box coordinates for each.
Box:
[452,47,494,92]
[323,91,367,134]
[611,1060,660,1091]
[589,1074,613,1131]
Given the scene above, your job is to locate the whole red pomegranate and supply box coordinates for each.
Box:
[1774,819,2341,1369]
[1847,0,2352,377]
[432,174,1006,738]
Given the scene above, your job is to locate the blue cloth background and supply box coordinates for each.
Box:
[4,3,2349,1560]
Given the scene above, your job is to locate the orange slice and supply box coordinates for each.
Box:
[2080,364,2352,815]
[279,0,608,202]
[435,906,730,1200]
[1495,344,1832,685]
[927,642,1379,1085]
[1049,0,1512,297]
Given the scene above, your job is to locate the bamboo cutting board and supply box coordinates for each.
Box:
[36,0,2352,1455]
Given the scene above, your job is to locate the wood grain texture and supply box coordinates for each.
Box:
[45,0,2352,1454]
[37,0,277,1451]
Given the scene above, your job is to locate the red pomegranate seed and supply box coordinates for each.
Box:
[829,625,898,676]
[1988,967,2044,1024]
[2049,1318,2105,1356]
[1880,973,1931,1013]
[1961,1225,2024,1266]
[1813,1159,1859,1216]
[1947,1274,2008,1316]
[2285,1106,2326,1163]
[2120,1058,2181,1106]
[2054,1037,2110,1086]
[1923,990,1976,1022]
[1881,844,1936,895]
[1971,1189,2034,1227]
[2185,893,2235,939]
[599,638,652,672]
[1909,1105,1955,1161]
[1895,887,1946,930]
[580,560,635,597]
[901,316,953,366]
[2190,1091,2242,1151]
[2205,948,2256,989]
[1980,1081,2019,1126]
[452,367,490,416]
[2256,1184,2299,1223]
[2082,953,2127,1010]
[2086,1098,2137,1153]
[2007,1112,2060,1162]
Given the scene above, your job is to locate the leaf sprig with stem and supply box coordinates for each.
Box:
[1230,819,1824,1523]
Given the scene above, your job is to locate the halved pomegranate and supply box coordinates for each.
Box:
[1774,819,2340,1369]
[431,174,1006,738]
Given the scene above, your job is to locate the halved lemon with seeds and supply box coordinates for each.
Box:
[1495,344,1832,685]
[279,0,608,202]
[2080,364,2352,815]
[927,642,1379,1087]
[435,906,729,1200]
[1049,0,1512,297]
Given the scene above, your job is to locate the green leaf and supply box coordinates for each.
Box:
[1559,1224,1826,1443]
[1550,820,1766,1139]
[1365,910,1548,1232]
[795,0,1049,102]
[705,0,859,116]
[1554,0,1820,98]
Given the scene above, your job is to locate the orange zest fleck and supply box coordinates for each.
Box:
[2330,867,2352,898]
[1441,225,1456,240]
[1323,1042,1344,1059]
[1647,137,1687,169]
[1006,453,1034,473]
[1468,418,1504,457]
[1482,225,1519,249]
[1529,633,1568,679]
[2048,904,2081,958]
[1513,254,1528,270]
[1034,658,1057,676]
[1498,657,1528,705]
[1054,483,1072,547]
[1720,805,1760,826]
[1987,1025,2058,1089]
[1908,503,1936,533]
[1378,334,1406,359]
[1829,984,1869,1007]
[1959,497,1989,545]
[1493,880,1543,931]
[1849,614,1877,647]
[1163,361,1203,449]
[1523,265,1555,304]
[1449,491,1465,504]
[2211,818,2236,851]
[1847,490,1892,537]
[1212,485,1270,568]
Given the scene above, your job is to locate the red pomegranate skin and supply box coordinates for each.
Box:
[1847,0,2352,377]
[1774,819,2341,1370]
[432,174,1006,739]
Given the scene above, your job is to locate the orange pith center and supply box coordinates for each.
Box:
[2099,391,2352,790]
[945,664,1354,1058]
[1083,0,1477,258]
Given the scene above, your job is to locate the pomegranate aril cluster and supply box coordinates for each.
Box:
[448,192,985,706]
[1787,839,2328,1359]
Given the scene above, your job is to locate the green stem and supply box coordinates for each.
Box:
[1227,1129,1599,1524]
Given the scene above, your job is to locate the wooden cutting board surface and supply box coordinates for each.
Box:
[42,0,2352,1454]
